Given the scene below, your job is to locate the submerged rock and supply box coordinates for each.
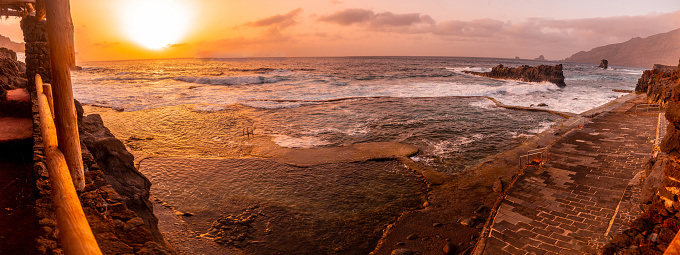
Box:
[492,178,503,192]
[463,64,567,87]
[390,248,414,255]
[442,242,456,255]
[459,217,475,227]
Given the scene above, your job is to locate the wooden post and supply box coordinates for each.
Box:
[36,75,102,255]
[45,0,84,190]
[43,83,54,117]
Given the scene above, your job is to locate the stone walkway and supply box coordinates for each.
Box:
[483,100,659,254]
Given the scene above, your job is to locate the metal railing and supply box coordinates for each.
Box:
[242,127,254,138]
[634,104,661,114]
[519,147,549,169]
[652,112,668,157]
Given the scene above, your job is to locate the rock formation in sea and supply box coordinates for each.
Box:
[463,64,566,87]
[599,59,609,69]
[534,55,546,61]
[635,59,680,105]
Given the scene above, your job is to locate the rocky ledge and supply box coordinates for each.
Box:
[635,60,680,105]
[463,64,566,87]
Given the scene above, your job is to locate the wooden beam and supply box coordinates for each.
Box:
[45,0,83,190]
[36,76,102,255]
[0,0,35,4]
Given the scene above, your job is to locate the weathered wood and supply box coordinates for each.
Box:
[0,0,35,4]
[43,83,54,118]
[665,232,680,255]
[46,0,84,191]
[36,78,102,255]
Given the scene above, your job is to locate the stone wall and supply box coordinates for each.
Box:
[20,16,51,90]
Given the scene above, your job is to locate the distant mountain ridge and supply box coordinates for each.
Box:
[0,34,23,53]
[564,28,680,68]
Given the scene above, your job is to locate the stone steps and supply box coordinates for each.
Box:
[0,88,33,143]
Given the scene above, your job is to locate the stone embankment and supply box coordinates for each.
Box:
[481,96,658,254]
[597,65,680,254]
[464,64,567,87]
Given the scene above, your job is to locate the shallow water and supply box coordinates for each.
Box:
[75,56,643,254]
[141,158,425,255]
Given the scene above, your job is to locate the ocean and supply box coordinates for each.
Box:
[72,57,644,254]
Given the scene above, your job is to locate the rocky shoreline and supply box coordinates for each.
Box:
[30,96,175,254]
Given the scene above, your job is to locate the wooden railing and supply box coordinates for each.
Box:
[35,74,102,255]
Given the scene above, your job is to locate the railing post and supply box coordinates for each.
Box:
[45,0,84,191]
[36,75,102,255]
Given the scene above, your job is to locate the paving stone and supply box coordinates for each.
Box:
[483,101,657,254]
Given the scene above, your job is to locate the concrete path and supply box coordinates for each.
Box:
[483,98,659,254]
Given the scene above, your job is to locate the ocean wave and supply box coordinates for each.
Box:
[446,67,492,74]
[175,69,293,86]
[93,75,170,82]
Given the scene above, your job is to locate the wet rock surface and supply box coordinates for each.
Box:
[79,113,165,245]
[463,64,567,87]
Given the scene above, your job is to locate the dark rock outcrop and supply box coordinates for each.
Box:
[0,47,27,92]
[635,60,680,105]
[534,55,546,61]
[464,64,566,87]
[599,59,609,69]
[79,113,167,248]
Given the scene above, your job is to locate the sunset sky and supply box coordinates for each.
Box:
[0,0,678,62]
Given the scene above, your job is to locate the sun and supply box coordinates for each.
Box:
[120,0,193,50]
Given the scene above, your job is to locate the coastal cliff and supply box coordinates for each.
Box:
[564,28,680,68]
[635,60,680,105]
[463,64,566,87]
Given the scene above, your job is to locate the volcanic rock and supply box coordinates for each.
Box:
[463,64,567,87]
[635,61,679,105]
[0,48,27,91]
[79,113,165,245]
[492,178,503,192]
[443,242,456,255]
[599,59,609,69]
[390,249,414,255]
